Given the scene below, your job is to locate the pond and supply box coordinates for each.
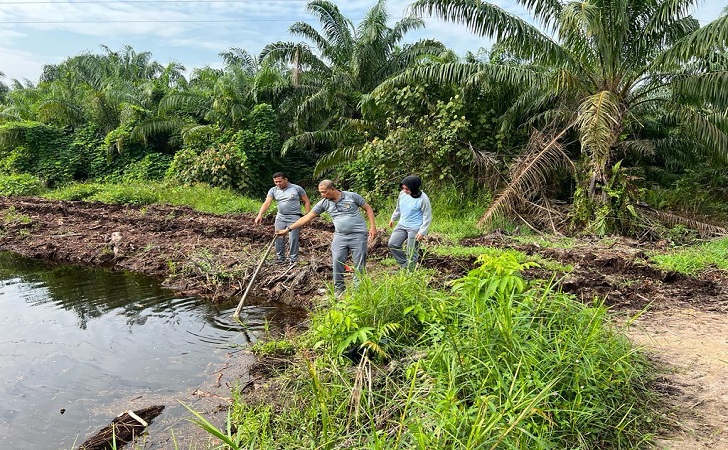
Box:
[0,252,302,449]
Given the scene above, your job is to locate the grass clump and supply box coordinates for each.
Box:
[649,237,728,275]
[252,339,296,357]
[45,181,260,215]
[196,252,655,449]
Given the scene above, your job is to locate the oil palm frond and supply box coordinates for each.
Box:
[479,126,574,227]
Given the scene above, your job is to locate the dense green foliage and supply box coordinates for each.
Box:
[0,173,44,196]
[0,121,77,186]
[1,0,727,234]
[401,0,728,235]
[204,254,655,449]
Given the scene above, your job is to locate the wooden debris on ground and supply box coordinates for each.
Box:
[77,405,165,450]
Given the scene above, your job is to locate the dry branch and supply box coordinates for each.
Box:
[77,405,164,450]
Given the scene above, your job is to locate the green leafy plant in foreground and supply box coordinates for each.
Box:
[184,403,243,450]
[308,271,436,361]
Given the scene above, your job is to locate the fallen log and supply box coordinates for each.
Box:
[77,405,165,450]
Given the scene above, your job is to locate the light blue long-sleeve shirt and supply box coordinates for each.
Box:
[390,191,432,235]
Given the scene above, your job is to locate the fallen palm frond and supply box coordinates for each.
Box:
[479,126,574,228]
[636,203,728,237]
[520,197,569,235]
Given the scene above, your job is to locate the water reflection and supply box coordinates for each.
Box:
[0,252,302,450]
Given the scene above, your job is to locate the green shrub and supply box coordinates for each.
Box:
[123,153,172,181]
[44,182,103,201]
[234,104,281,195]
[0,121,77,186]
[644,168,728,221]
[205,256,655,449]
[165,142,250,192]
[252,339,296,357]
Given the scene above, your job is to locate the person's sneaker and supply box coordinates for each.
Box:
[334,290,345,299]
[275,259,286,265]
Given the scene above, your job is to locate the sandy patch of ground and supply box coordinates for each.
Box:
[628,309,728,449]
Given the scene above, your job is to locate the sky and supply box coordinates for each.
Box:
[0,0,726,84]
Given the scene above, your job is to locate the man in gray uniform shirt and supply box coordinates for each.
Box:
[276,179,376,297]
[255,172,311,264]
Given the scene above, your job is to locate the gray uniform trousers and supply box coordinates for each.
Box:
[274,216,301,262]
[388,224,420,270]
[331,232,368,292]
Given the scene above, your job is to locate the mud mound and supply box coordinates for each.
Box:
[463,233,728,313]
[2,196,725,313]
[0,197,336,306]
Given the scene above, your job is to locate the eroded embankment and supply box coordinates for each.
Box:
[2,196,728,448]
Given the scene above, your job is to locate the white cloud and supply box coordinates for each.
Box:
[0,46,48,83]
[1,0,726,84]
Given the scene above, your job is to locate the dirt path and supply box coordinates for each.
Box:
[1,196,726,448]
[629,309,728,449]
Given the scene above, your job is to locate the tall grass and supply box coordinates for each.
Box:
[201,252,654,449]
[44,181,260,215]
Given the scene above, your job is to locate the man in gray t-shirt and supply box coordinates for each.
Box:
[255,172,311,263]
[275,179,376,296]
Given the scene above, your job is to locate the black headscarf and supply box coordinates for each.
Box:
[400,175,422,198]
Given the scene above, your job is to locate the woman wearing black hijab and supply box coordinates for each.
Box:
[388,175,432,270]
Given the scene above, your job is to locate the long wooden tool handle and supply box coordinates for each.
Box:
[233,236,276,319]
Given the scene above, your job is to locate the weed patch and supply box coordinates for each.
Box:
[193,256,656,448]
[649,237,728,275]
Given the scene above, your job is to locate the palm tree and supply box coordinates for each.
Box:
[406,0,728,233]
[0,71,8,105]
[149,60,257,141]
[35,45,170,133]
[260,0,445,175]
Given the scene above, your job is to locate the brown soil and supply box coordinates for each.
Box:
[1,197,726,449]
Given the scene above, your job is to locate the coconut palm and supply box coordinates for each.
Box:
[260,0,446,175]
[405,0,728,233]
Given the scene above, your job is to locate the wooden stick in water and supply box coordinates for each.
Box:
[233,236,276,319]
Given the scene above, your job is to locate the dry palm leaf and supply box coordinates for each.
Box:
[479,126,574,227]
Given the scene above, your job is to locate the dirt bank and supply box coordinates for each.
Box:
[1,196,726,448]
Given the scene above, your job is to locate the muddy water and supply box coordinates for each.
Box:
[0,252,301,450]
